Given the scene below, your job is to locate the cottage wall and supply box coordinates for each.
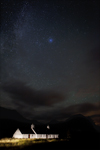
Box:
[13,134,23,138]
[47,134,59,138]
[24,134,58,139]
[30,134,37,138]
[36,134,46,139]
[23,134,28,138]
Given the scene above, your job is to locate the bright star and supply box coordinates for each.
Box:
[48,38,53,43]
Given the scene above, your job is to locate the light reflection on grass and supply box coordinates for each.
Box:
[0,138,64,148]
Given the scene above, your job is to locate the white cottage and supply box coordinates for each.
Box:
[13,124,59,139]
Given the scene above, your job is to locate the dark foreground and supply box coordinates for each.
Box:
[1,137,100,150]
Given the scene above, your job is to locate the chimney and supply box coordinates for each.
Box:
[31,124,37,134]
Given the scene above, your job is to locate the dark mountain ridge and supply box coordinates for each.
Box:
[64,114,96,131]
[0,106,41,124]
[0,106,29,122]
[0,106,100,140]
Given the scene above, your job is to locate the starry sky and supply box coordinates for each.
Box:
[0,0,100,124]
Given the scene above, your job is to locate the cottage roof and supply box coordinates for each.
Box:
[18,127,34,134]
[15,124,58,134]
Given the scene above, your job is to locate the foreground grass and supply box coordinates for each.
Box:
[0,138,64,148]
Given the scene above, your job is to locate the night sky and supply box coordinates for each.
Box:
[0,0,100,124]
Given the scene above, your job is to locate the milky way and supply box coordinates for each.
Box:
[0,0,100,123]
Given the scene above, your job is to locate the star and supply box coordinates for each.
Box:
[48,38,53,43]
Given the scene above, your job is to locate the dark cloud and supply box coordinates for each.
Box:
[78,103,100,113]
[75,86,100,98]
[35,102,100,122]
[89,46,100,64]
[58,102,100,120]
[1,80,65,107]
[86,46,100,72]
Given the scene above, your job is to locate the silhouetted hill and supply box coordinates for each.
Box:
[57,114,100,142]
[0,106,41,125]
[64,114,96,131]
[0,107,29,123]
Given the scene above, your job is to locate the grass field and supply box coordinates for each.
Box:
[0,138,64,148]
[0,137,99,150]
